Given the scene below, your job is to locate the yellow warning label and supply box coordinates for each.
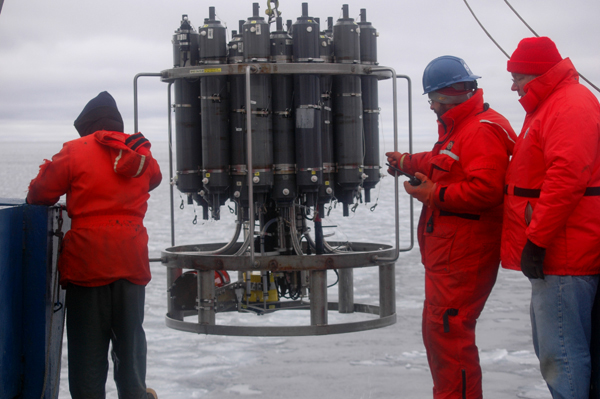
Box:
[254,172,260,176]
[205,173,211,177]
[190,68,222,74]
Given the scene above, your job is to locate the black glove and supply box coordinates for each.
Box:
[520,239,546,279]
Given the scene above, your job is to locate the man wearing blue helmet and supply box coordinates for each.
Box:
[387,56,517,398]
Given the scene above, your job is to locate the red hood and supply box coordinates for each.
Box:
[94,131,152,178]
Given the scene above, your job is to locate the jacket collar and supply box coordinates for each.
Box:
[519,58,579,114]
[437,89,485,142]
[441,88,484,123]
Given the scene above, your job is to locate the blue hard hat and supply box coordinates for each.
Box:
[422,55,480,94]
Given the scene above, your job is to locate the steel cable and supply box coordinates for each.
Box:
[462,0,600,93]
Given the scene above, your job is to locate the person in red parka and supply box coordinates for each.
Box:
[387,56,516,399]
[27,91,161,399]
[501,37,600,399]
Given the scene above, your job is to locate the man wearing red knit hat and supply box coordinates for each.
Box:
[387,56,517,398]
[501,36,600,398]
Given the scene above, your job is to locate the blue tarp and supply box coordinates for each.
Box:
[0,199,67,399]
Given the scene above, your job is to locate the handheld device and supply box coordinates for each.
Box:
[386,163,422,186]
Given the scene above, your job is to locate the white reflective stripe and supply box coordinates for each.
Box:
[134,155,146,177]
[114,149,123,173]
[480,119,516,144]
[440,149,459,161]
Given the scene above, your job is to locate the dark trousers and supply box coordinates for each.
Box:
[591,286,600,398]
[66,280,147,399]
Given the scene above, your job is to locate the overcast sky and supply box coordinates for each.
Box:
[0,0,599,144]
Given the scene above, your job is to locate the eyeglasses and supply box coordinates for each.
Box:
[512,75,536,84]
[428,100,434,105]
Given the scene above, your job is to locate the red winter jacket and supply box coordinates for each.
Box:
[27,131,162,287]
[501,58,600,275]
[400,89,517,268]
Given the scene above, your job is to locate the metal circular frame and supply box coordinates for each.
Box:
[161,241,395,271]
[165,302,396,337]
[162,241,397,336]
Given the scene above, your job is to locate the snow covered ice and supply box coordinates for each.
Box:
[0,141,550,398]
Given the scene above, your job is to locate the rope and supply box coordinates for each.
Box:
[461,0,510,58]
[503,0,538,37]
[463,0,600,94]
[503,0,600,93]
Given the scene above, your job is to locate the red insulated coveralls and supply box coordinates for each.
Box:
[27,130,162,287]
[399,89,516,398]
[501,58,600,274]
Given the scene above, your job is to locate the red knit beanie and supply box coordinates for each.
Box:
[507,37,563,75]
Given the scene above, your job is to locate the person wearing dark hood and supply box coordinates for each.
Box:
[27,91,162,399]
[386,56,516,398]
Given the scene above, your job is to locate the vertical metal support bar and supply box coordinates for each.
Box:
[396,74,415,253]
[167,82,175,247]
[310,270,328,325]
[133,72,163,133]
[389,69,400,258]
[338,269,354,313]
[197,270,215,325]
[300,270,309,297]
[368,67,399,262]
[239,218,248,283]
[134,75,140,133]
[245,66,256,267]
[400,74,414,154]
[368,68,415,262]
[167,268,183,321]
[134,72,176,247]
[134,74,185,328]
[378,263,396,318]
